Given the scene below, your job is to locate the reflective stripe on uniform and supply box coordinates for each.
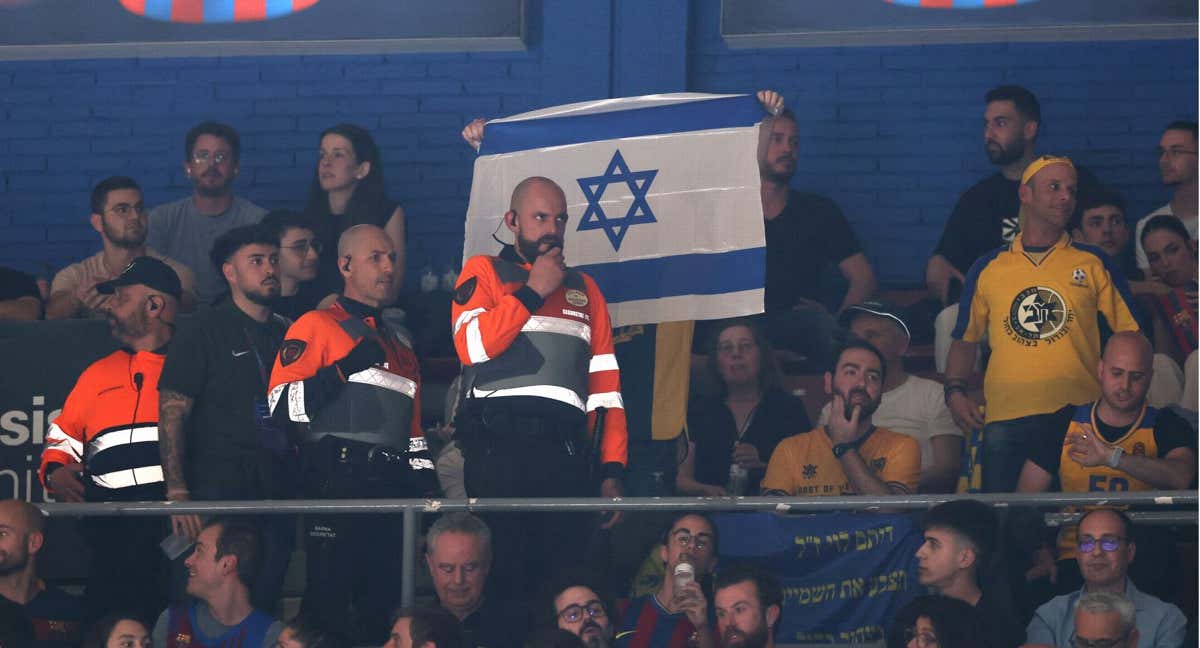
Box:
[453,307,486,335]
[91,465,164,490]
[589,353,619,373]
[522,315,591,344]
[586,391,624,412]
[348,367,417,398]
[472,384,586,411]
[409,458,435,471]
[466,319,490,364]
[268,382,310,423]
[44,424,83,462]
[86,425,158,459]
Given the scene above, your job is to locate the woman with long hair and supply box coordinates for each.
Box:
[675,318,811,496]
[304,123,406,305]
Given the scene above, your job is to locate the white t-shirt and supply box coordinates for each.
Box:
[819,374,961,470]
[1135,203,1198,269]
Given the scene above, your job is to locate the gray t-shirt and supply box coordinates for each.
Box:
[153,604,282,648]
[147,195,267,304]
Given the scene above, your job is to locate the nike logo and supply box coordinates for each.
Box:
[232,350,250,357]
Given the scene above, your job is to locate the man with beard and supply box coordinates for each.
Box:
[1025,509,1186,648]
[450,176,627,605]
[0,498,83,647]
[761,339,920,496]
[546,573,615,648]
[946,156,1144,493]
[260,210,323,321]
[928,86,1098,371]
[713,564,781,648]
[1017,332,1196,597]
[39,257,181,624]
[756,108,875,368]
[1135,121,1198,272]
[148,121,267,305]
[47,176,195,319]
[158,224,294,611]
[267,224,436,643]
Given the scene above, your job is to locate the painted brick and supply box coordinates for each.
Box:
[297,81,381,98]
[379,79,464,95]
[217,83,298,100]
[260,63,346,82]
[8,173,91,192]
[419,95,502,115]
[177,67,259,83]
[463,77,540,95]
[12,71,94,87]
[10,137,88,155]
[380,113,465,130]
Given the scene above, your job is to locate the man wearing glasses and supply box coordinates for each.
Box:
[147,121,267,305]
[1135,121,1198,274]
[548,574,614,648]
[259,210,322,321]
[1025,509,1186,648]
[47,176,196,318]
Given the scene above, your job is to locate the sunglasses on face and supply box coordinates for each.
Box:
[1078,535,1126,554]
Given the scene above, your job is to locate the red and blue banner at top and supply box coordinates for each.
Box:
[119,0,320,23]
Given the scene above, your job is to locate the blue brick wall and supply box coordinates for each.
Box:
[0,0,1196,291]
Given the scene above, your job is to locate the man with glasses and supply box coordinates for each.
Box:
[148,121,267,305]
[1135,121,1198,273]
[47,176,195,318]
[615,513,718,648]
[259,210,322,321]
[546,573,614,648]
[1025,509,1186,648]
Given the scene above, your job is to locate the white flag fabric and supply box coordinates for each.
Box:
[463,92,767,328]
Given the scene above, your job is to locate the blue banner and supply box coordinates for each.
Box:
[714,511,922,644]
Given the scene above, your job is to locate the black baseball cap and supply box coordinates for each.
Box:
[96,256,182,300]
[839,300,910,340]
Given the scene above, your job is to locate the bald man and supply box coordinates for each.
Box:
[945,155,1143,492]
[450,176,627,607]
[267,224,435,643]
[0,499,83,647]
[1018,331,1197,595]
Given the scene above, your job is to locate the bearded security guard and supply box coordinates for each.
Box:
[267,224,434,644]
[450,176,627,603]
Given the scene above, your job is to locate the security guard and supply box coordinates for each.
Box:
[40,257,181,624]
[450,176,628,602]
[267,224,435,644]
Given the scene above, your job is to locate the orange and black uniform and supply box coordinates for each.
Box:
[451,244,628,602]
[39,348,168,624]
[267,296,434,643]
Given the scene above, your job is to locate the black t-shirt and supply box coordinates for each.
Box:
[687,388,811,492]
[272,290,320,323]
[456,596,525,648]
[763,190,861,312]
[976,586,1026,648]
[310,202,398,300]
[0,266,39,301]
[1026,404,1197,478]
[159,302,289,496]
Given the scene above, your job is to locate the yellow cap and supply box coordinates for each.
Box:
[1021,154,1075,185]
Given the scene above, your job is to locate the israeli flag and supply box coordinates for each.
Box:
[463,93,767,328]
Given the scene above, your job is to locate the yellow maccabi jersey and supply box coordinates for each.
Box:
[760,426,920,496]
[952,233,1142,423]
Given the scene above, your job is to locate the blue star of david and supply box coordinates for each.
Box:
[575,149,658,251]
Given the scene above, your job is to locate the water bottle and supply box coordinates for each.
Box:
[673,553,695,591]
[727,463,748,496]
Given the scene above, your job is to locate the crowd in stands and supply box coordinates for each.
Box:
[0,84,1195,648]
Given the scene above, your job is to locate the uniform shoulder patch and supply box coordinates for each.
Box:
[454,276,478,305]
[280,339,307,367]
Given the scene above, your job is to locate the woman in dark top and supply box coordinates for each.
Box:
[675,318,811,496]
[888,595,991,648]
[303,123,406,305]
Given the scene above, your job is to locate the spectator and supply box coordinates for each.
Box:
[526,629,588,648]
[676,318,810,496]
[157,225,293,611]
[544,571,615,648]
[304,123,407,306]
[756,107,875,368]
[152,518,283,648]
[615,513,718,648]
[712,563,782,648]
[266,224,436,643]
[927,86,1099,371]
[147,121,267,305]
[761,339,920,496]
[39,257,180,624]
[1017,332,1196,597]
[1135,121,1198,271]
[1140,215,1197,367]
[0,595,35,648]
[1068,591,1139,648]
[83,615,151,648]
[819,302,962,493]
[0,265,43,320]
[424,513,523,648]
[888,594,988,648]
[915,500,1023,648]
[0,499,83,647]
[46,176,196,319]
[944,155,1142,493]
[259,210,322,322]
[384,607,464,648]
[1072,187,1140,281]
[276,615,346,648]
[1024,509,1185,648]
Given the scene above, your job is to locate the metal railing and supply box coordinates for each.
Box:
[36,490,1199,607]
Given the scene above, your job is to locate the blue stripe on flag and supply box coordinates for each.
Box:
[481,95,764,156]
[143,0,173,20]
[577,247,765,303]
[204,0,236,22]
[266,0,296,18]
